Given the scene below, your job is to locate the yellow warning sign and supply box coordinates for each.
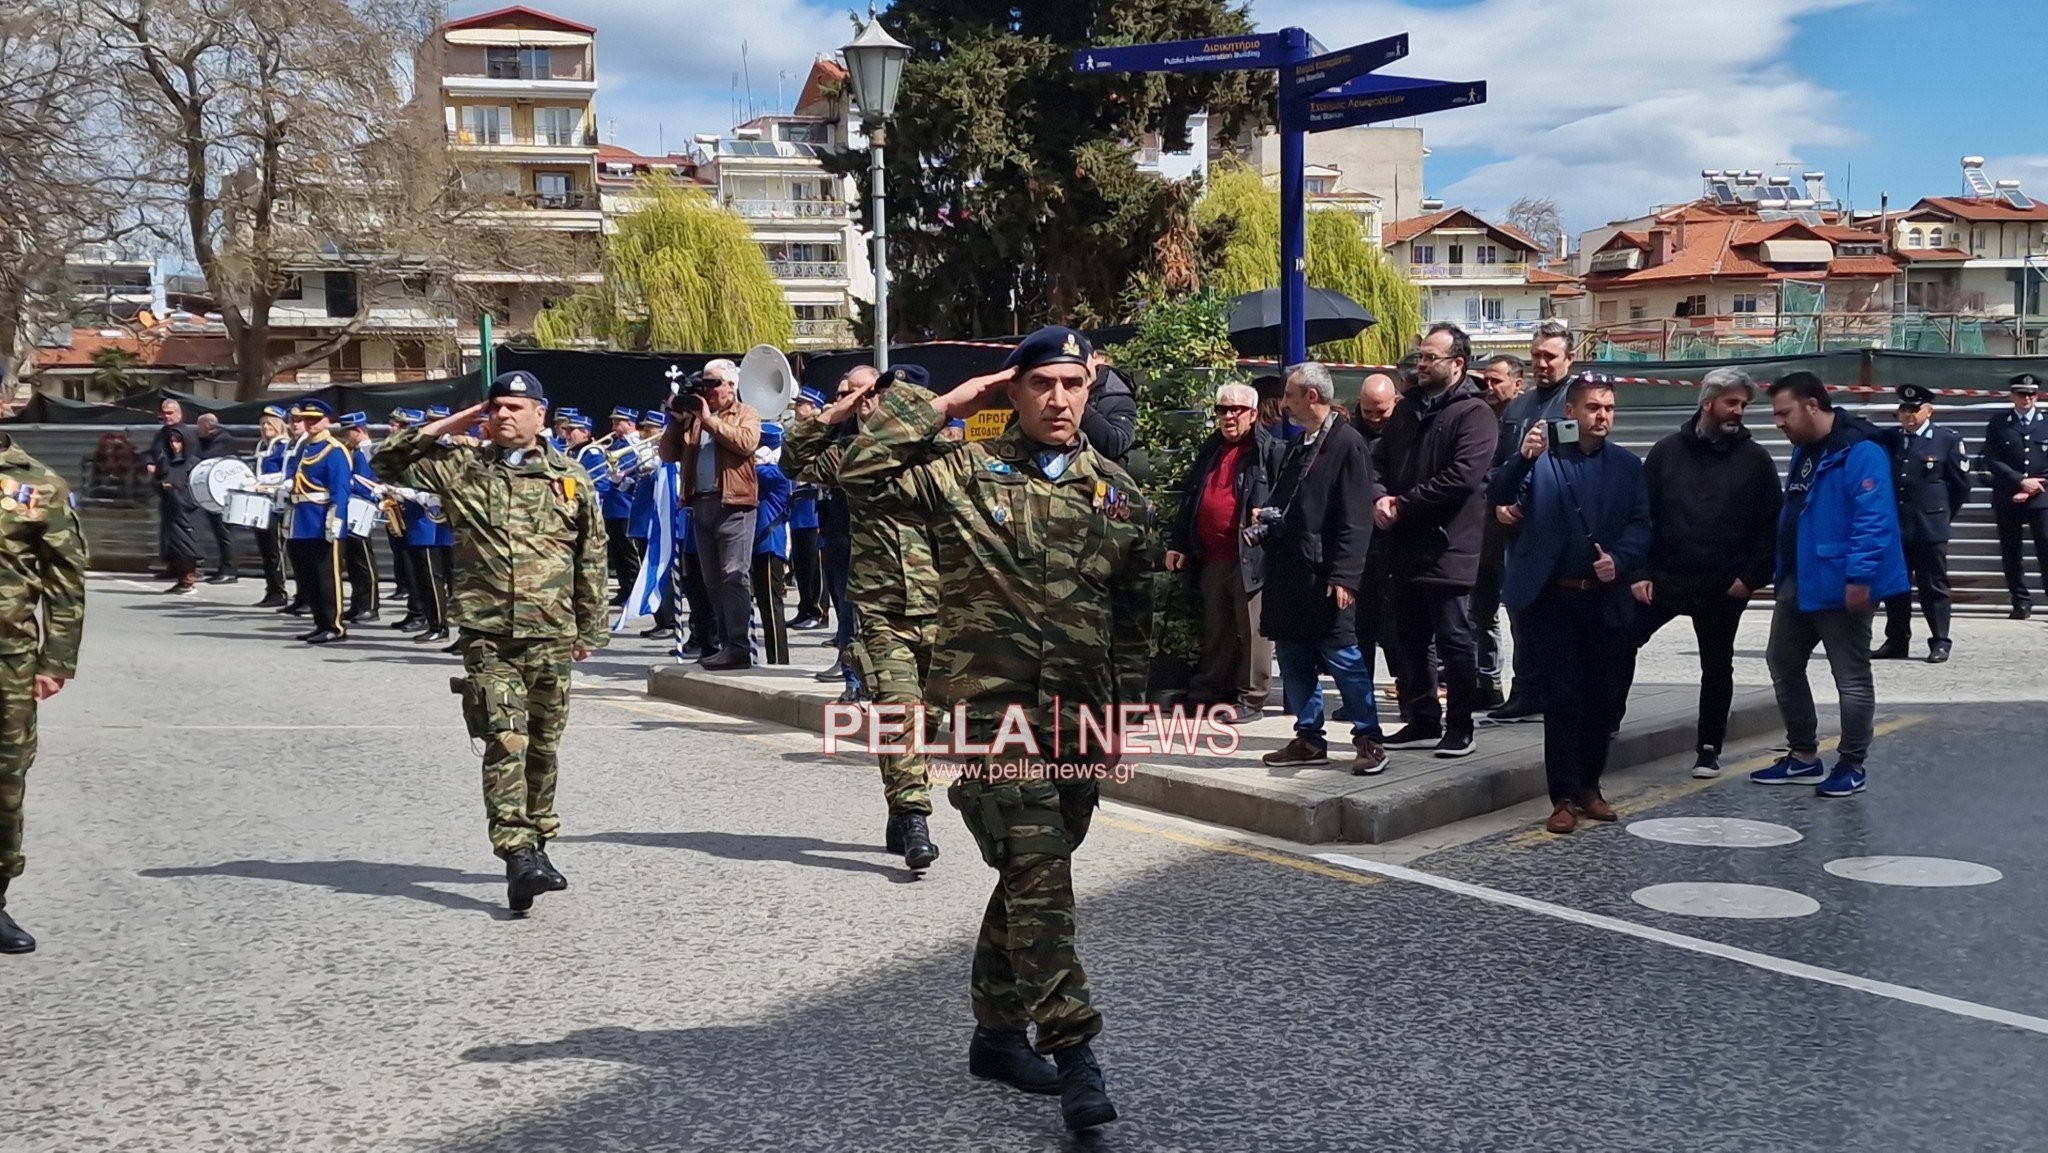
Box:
[964,409,1012,442]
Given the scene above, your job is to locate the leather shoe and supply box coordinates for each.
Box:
[1870,639,1910,660]
[413,627,451,643]
[884,813,906,855]
[1544,803,1578,834]
[294,630,321,642]
[347,608,380,624]
[391,615,424,631]
[279,603,308,615]
[700,650,750,671]
[1928,639,1952,664]
[505,848,548,912]
[640,626,675,640]
[2012,604,2033,621]
[1052,1043,1118,1131]
[534,849,569,892]
[1488,696,1543,723]
[967,1027,1060,1095]
[254,591,289,608]
[0,879,34,954]
[1574,791,1618,822]
[787,614,825,630]
[304,630,346,645]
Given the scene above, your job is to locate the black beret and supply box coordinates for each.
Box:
[886,364,930,389]
[1002,326,1093,373]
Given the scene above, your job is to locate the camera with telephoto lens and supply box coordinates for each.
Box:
[1545,418,1580,449]
[1240,506,1285,548]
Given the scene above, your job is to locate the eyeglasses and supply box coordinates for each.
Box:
[1214,404,1252,415]
[1414,352,1456,365]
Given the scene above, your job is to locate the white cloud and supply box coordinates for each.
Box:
[1984,155,2048,196]
[448,0,851,154]
[1255,0,1871,230]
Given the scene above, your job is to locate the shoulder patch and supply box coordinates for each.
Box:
[985,459,1013,476]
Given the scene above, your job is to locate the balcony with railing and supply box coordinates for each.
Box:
[521,191,599,211]
[769,260,847,280]
[1407,262,1531,281]
[447,129,594,149]
[727,198,847,221]
[793,318,855,343]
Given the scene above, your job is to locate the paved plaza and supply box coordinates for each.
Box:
[7,577,2048,1151]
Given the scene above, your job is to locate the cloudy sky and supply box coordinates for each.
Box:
[454,0,2047,231]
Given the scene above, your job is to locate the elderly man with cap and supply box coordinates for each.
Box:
[786,362,951,870]
[336,412,382,623]
[658,357,763,670]
[251,404,295,607]
[373,371,610,913]
[602,406,644,606]
[284,400,355,644]
[1982,372,2048,619]
[1165,380,1286,726]
[838,326,1149,1133]
[1874,384,1971,661]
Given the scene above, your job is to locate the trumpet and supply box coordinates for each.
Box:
[603,436,660,477]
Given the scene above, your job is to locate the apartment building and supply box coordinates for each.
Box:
[1381,205,1559,350]
[1883,158,2048,354]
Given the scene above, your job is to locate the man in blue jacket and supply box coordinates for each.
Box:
[1488,375,1650,834]
[1750,372,1908,797]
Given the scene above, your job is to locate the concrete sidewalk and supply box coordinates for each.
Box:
[643,629,1781,844]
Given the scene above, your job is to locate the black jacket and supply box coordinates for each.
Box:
[1981,409,2048,510]
[1169,426,1287,594]
[197,429,239,461]
[1377,377,1499,587]
[1879,424,1970,544]
[1640,415,1783,601]
[1082,365,1138,467]
[1258,413,1374,645]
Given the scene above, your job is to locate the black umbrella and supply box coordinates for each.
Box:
[1227,288,1375,357]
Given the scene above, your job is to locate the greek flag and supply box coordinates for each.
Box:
[614,462,677,630]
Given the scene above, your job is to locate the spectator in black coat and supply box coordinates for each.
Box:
[1373,322,1499,757]
[1257,362,1386,773]
[152,427,204,594]
[194,413,241,584]
[1167,382,1287,723]
[144,398,196,575]
[1082,356,1139,467]
[1623,367,1783,778]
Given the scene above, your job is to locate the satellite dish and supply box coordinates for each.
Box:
[737,344,797,421]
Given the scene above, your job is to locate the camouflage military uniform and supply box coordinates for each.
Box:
[785,417,950,815]
[373,430,609,857]
[0,437,88,881]
[837,386,1153,1053]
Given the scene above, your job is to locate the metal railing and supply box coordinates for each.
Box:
[517,191,600,211]
[727,198,846,220]
[447,129,593,148]
[1407,262,1531,280]
[793,319,853,342]
[768,260,846,280]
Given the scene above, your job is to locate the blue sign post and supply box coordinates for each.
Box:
[1076,28,1486,366]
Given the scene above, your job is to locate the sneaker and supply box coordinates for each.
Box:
[1472,684,1506,712]
[1691,746,1722,779]
[1815,763,1867,797]
[1749,753,1825,786]
[1262,738,1329,767]
[1433,727,1476,758]
[1381,722,1443,749]
[1486,697,1543,723]
[1350,737,1387,776]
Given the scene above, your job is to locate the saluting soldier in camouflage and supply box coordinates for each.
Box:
[373,372,610,914]
[837,326,1151,1133]
[0,432,88,955]
[785,363,957,872]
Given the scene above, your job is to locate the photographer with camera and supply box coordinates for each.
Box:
[659,358,763,671]
[1488,375,1651,834]
[1256,362,1385,773]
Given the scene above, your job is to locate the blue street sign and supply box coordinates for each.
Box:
[1072,32,1282,75]
[1278,33,1408,104]
[1306,75,1487,130]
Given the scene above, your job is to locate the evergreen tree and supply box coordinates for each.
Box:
[1196,161,1424,365]
[838,1,1272,340]
[536,181,794,351]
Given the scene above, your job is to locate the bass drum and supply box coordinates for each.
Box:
[189,458,257,514]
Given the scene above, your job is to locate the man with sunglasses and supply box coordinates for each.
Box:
[1165,382,1287,725]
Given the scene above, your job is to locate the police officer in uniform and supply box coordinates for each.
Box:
[838,326,1150,1133]
[285,400,354,644]
[1874,384,1971,662]
[1982,373,2048,619]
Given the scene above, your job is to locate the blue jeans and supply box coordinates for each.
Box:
[1275,639,1383,747]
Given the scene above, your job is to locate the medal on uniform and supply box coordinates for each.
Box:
[992,506,1009,526]
[0,497,15,513]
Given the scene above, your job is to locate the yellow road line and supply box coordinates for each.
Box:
[1096,814,1382,887]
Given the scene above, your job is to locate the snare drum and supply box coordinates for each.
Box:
[223,489,274,529]
[345,497,380,538]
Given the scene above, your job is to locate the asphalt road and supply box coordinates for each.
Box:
[6,576,2046,1152]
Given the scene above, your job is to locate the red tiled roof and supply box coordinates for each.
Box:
[1913,194,2048,223]
[34,329,235,371]
[1381,207,1543,254]
[1526,267,1578,285]
[796,58,847,113]
[443,5,596,35]
[1826,256,1903,277]
[1587,216,1899,285]
[1895,247,1973,262]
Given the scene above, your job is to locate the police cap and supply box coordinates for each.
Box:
[1897,384,1935,408]
[2011,373,2041,395]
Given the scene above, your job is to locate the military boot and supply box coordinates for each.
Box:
[900,813,939,871]
[0,878,35,955]
[966,1027,1059,1095]
[1053,1042,1118,1131]
[534,849,569,892]
[884,813,906,855]
[505,848,548,912]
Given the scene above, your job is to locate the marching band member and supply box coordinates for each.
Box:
[284,401,353,645]
[603,406,643,606]
[385,409,427,630]
[336,413,382,623]
[564,412,610,494]
[252,404,294,608]
[548,407,581,454]
[628,410,670,638]
[398,478,452,644]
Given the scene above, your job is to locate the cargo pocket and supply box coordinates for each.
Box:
[949,778,1008,868]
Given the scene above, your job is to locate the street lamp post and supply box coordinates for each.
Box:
[842,16,909,373]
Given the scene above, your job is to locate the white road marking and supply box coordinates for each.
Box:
[1626,817,1803,848]
[1317,852,2048,1038]
[1825,856,2004,888]
[1631,881,1820,919]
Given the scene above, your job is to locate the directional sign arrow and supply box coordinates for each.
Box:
[1279,33,1408,104]
[1072,32,1283,75]
[1304,75,1487,131]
